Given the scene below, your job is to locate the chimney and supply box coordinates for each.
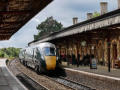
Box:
[100,2,108,15]
[73,17,78,25]
[87,13,93,19]
[118,0,120,9]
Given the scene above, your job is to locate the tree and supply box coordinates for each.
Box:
[93,11,100,18]
[34,16,63,40]
[0,47,20,59]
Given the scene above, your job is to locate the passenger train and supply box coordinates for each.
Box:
[19,42,59,73]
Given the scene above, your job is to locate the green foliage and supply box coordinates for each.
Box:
[93,11,100,18]
[34,16,63,40]
[0,47,20,59]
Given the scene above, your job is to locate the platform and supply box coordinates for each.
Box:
[63,64,120,78]
[0,59,27,90]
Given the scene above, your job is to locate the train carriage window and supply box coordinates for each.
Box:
[43,47,56,56]
[33,48,37,58]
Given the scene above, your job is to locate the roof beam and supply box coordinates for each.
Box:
[0,27,16,30]
[0,30,15,33]
[0,0,8,3]
[0,0,53,40]
[0,33,11,35]
[0,21,23,24]
[0,10,31,15]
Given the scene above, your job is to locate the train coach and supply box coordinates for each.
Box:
[19,48,26,63]
[19,42,59,74]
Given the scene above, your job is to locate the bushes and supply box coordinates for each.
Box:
[0,47,20,59]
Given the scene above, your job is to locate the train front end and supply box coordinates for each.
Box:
[43,46,57,70]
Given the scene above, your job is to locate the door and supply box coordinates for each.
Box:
[113,44,117,67]
[32,48,37,68]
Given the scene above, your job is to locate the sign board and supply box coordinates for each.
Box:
[90,58,97,69]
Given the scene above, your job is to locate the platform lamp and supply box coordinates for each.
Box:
[81,41,86,56]
[81,41,86,47]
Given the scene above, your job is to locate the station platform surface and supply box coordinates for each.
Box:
[0,59,26,90]
[63,63,120,78]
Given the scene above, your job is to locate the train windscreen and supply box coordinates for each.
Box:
[43,47,56,56]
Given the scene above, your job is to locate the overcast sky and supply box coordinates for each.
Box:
[0,0,118,48]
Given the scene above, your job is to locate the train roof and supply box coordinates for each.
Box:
[35,42,56,48]
[24,42,56,50]
[20,42,55,54]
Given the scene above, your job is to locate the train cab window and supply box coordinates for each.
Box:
[43,47,56,56]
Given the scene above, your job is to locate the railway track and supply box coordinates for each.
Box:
[59,77,94,90]
[8,59,95,90]
[7,60,48,90]
[8,59,72,90]
[43,74,95,90]
[17,73,48,90]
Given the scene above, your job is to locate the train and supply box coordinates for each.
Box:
[19,42,59,74]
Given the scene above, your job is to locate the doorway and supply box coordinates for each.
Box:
[113,43,117,67]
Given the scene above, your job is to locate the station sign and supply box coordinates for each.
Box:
[90,58,97,69]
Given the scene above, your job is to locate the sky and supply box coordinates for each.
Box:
[0,0,118,48]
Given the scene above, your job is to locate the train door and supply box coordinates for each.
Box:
[22,50,26,63]
[26,48,34,68]
[32,48,37,68]
[33,48,43,67]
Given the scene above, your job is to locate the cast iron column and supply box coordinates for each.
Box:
[107,38,111,72]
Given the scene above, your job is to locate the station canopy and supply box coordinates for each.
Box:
[0,0,52,40]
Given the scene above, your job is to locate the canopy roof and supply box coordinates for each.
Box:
[0,0,52,40]
[29,9,120,46]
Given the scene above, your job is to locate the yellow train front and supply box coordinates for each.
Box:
[43,47,57,71]
[44,55,56,70]
[34,42,58,73]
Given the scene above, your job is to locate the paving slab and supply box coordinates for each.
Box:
[0,86,12,90]
[0,59,27,90]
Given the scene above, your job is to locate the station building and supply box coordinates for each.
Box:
[29,1,120,68]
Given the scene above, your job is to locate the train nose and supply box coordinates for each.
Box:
[44,56,56,70]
